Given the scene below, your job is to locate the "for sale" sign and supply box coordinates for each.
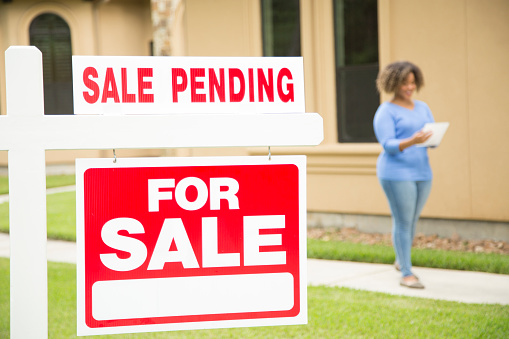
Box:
[76,156,307,336]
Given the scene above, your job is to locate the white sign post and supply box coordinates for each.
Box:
[0,46,322,338]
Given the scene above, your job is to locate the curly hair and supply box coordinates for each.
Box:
[376,61,424,94]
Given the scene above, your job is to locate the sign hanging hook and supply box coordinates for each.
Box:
[113,149,117,163]
[268,146,271,161]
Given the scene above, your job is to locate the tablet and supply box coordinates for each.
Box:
[416,122,450,147]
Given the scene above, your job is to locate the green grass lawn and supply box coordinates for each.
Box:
[0,177,7,195]
[0,174,75,195]
[0,191,77,241]
[0,258,508,338]
[308,238,509,275]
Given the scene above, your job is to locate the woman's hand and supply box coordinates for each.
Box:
[399,130,433,151]
[412,130,433,144]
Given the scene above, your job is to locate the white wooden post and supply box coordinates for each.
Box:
[1,46,323,338]
[5,46,48,338]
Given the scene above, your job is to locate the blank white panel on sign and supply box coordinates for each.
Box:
[92,273,294,320]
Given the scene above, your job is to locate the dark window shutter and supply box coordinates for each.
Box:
[334,0,379,143]
[261,0,301,57]
[29,13,73,115]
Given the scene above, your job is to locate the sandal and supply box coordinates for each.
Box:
[400,277,424,289]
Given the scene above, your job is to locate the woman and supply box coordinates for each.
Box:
[373,61,434,289]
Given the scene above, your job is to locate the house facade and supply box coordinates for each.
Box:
[1,0,508,238]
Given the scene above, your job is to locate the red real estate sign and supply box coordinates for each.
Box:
[76,156,307,336]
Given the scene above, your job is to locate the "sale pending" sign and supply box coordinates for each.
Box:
[76,156,307,336]
[72,56,305,115]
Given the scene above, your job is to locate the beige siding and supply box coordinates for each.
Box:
[376,0,509,220]
[466,0,509,220]
[1,0,508,222]
[185,0,262,57]
[379,0,473,219]
[94,0,153,56]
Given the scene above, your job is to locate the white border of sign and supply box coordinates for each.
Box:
[76,155,307,336]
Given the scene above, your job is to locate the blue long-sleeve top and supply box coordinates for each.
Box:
[373,100,435,181]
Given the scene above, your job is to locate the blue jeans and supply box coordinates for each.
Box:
[379,179,432,277]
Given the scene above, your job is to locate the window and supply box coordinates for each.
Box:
[334,0,379,142]
[29,13,73,115]
[261,0,301,56]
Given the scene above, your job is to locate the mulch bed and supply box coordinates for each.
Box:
[307,227,509,255]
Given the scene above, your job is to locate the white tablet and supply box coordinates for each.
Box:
[416,122,450,147]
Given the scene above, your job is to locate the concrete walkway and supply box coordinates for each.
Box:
[0,232,508,305]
